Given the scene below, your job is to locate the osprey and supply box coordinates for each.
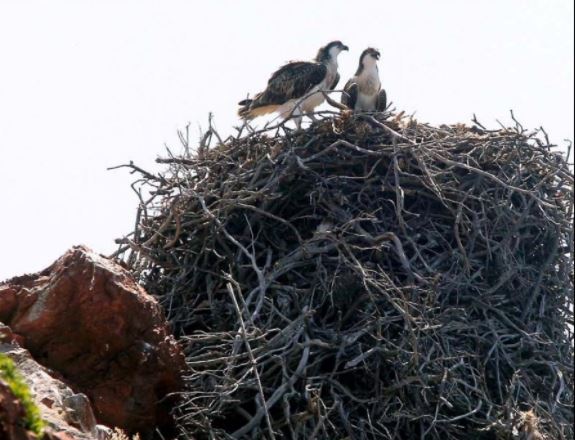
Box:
[238,41,349,127]
[342,48,387,112]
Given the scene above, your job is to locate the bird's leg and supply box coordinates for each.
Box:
[294,115,303,130]
[307,112,319,122]
[292,106,303,130]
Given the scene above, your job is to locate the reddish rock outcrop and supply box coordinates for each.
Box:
[0,246,186,436]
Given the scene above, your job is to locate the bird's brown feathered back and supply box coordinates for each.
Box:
[238,62,328,119]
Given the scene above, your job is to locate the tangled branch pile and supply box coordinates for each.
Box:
[116,112,574,439]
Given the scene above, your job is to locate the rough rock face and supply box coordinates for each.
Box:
[1,327,107,439]
[0,246,186,436]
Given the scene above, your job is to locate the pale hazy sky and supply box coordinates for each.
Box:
[0,0,573,280]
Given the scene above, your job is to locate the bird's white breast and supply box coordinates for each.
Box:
[323,61,338,90]
[355,65,381,111]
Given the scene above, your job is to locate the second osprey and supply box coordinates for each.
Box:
[342,48,387,113]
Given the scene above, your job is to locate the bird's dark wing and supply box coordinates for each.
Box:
[256,61,327,106]
[341,79,358,109]
[376,89,388,112]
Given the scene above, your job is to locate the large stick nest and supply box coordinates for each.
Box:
[115,112,574,439]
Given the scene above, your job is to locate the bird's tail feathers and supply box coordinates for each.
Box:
[238,98,254,119]
[239,105,280,120]
[238,95,278,120]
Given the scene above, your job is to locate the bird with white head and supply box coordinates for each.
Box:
[238,41,349,128]
[342,47,387,113]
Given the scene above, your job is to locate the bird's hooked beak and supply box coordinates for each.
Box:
[341,44,349,51]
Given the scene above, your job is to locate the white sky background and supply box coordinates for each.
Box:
[0,0,573,280]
